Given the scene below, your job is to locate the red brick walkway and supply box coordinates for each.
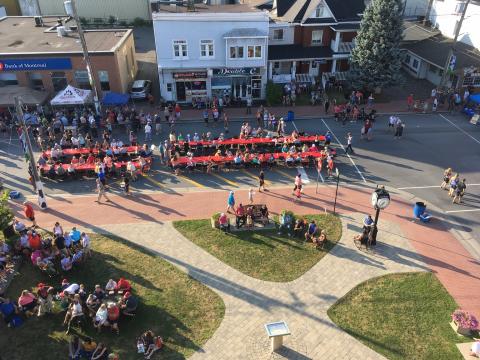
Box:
[12,185,480,317]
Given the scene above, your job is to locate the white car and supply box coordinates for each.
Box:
[130,80,151,99]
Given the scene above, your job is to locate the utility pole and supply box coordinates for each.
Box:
[64,0,101,115]
[439,0,471,89]
[15,97,48,209]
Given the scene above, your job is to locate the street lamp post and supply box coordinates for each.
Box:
[370,186,390,245]
[333,168,340,215]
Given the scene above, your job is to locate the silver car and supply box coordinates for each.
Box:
[130,80,151,99]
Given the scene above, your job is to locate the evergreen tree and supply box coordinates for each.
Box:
[349,0,404,91]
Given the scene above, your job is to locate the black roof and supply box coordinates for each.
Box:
[330,23,360,30]
[277,0,296,17]
[268,44,333,60]
[402,34,480,69]
[294,0,311,22]
[303,17,336,24]
[324,0,364,21]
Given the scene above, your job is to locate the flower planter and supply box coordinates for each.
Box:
[450,321,472,336]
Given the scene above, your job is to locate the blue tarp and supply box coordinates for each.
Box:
[102,92,130,105]
[469,94,480,104]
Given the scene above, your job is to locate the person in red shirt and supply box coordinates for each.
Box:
[23,201,36,227]
[115,277,131,293]
[86,154,95,165]
[407,94,414,111]
[27,230,41,250]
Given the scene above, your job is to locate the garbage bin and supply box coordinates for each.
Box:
[287,111,294,122]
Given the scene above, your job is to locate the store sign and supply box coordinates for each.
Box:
[174,72,207,79]
[0,58,72,71]
[213,68,260,76]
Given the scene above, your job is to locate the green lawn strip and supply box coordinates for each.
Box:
[327,272,471,360]
[1,233,224,360]
[173,213,342,282]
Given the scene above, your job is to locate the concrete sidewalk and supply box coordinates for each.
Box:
[12,185,480,320]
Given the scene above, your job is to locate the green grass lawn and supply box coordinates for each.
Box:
[173,214,342,282]
[327,272,472,360]
[0,234,225,360]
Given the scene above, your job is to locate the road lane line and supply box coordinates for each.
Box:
[296,166,311,184]
[320,118,367,183]
[439,114,480,145]
[445,209,480,213]
[398,184,480,190]
[209,172,239,187]
[177,175,205,188]
[141,173,166,188]
[240,169,272,186]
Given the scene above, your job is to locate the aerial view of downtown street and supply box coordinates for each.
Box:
[0,0,480,359]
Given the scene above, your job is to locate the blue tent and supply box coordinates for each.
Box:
[469,93,480,104]
[102,92,130,106]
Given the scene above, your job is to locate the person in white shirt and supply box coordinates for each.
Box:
[144,122,152,142]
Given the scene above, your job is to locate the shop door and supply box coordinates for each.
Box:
[232,77,248,99]
[176,82,186,101]
[252,78,262,98]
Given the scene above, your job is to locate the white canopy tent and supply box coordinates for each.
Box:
[50,85,92,106]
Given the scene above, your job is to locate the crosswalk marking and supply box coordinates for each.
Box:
[210,172,239,187]
[296,166,311,184]
[178,175,206,188]
[142,173,166,188]
[240,169,272,186]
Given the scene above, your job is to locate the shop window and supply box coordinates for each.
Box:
[273,62,280,69]
[311,30,323,45]
[412,59,419,69]
[98,71,110,91]
[166,83,172,92]
[75,70,91,90]
[28,72,43,90]
[51,71,67,91]
[0,72,18,87]
[273,29,284,40]
[229,46,244,59]
[173,40,188,59]
[247,46,262,59]
[200,40,214,58]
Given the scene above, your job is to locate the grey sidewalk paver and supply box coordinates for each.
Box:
[94,213,427,359]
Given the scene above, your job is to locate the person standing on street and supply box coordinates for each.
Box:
[223,112,229,134]
[258,170,266,192]
[394,118,403,139]
[23,201,37,227]
[345,132,354,154]
[227,191,235,213]
[144,122,152,142]
[246,96,252,114]
[407,94,414,111]
[123,175,130,196]
[95,178,110,204]
[453,179,466,204]
[324,97,330,114]
[293,174,302,194]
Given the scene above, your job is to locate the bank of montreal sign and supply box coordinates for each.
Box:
[0,58,72,72]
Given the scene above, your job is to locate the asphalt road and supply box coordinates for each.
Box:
[1,112,480,257]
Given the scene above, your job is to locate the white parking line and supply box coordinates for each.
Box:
[292,120,299,132]
[398,184,480,190]
[320,118,367,183]
[445,208,480,214]
[296,166,311,184]
[439,114,480,145]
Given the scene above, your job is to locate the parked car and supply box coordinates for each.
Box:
[130,80,151,99]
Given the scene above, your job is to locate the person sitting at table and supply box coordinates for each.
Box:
[86,154,95,165]
[56,163,66,177]
[61,254,73,272]
[37,154,47,167]
[93,303,108,332]
[281,144,289,153]
[51,146,62,160]
[243,153,251,166]
[304,220,318,242]
[301,144,309,153]
[93,284,106,301]
[309,143,318,152]
[67,163,76,177]
[286,153,295,166]
[86,293,100,317]
[69,227,81,245]
[233,154,243,166]
[127,161,137,181]
[218,213,230,232]
[77,155,85,165]
[105,302,120,334]
[289,145,297,154]
[115,277,131,293]
[214,149,222,157]
[235,204,246,229]
[105,279,117,295]
[18,289,38,317]
[78,133,85,148]
[119,291,138,316]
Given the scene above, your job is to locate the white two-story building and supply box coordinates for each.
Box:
[153,4,269,103]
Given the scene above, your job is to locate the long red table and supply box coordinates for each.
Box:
[42,146,141,158]
[39,157,152,173]
[171,151,324,166]
[177,135,325,147]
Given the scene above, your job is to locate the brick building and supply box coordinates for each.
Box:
[0,16,137,105]
[252,0,364,85]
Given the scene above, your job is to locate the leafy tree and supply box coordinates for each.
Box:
[349,0,404,91]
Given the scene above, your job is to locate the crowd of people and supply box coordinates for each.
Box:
[278,211,328,249]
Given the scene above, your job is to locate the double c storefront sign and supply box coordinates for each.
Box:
[213,68,260,76]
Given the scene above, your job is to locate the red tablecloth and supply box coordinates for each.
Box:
[43,146,141,158]
[39,157,152,172]
[178,135,325,147]
[172,151,324,166]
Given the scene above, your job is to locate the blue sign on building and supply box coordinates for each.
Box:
[0,58,72,72]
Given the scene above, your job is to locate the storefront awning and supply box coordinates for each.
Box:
[295,74,314,84]
[0,86,49,107]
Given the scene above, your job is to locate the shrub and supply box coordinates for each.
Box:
[452,309,479,330]
[108,15,116,24]
[211,212,221,229]
[266,81,283,106]
[131,17,146,27]
[0,190,13,231]
[79,17,88,25]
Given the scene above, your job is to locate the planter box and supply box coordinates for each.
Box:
[450,320,472,336]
